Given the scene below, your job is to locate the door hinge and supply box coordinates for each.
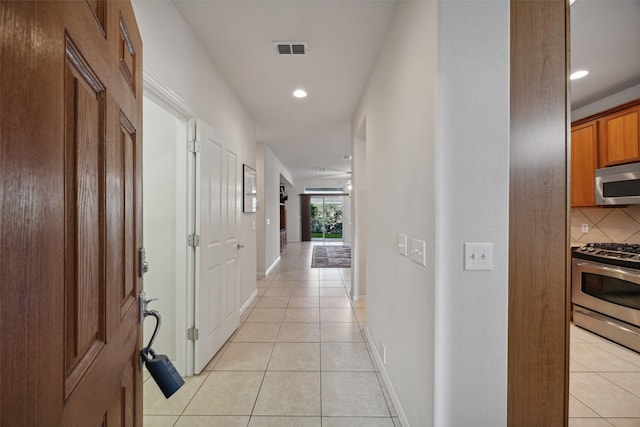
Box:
[188,140,200,153]
[187,328,199,341]
[188,234,200,247]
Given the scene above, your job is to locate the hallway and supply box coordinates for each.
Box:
[144,242,399,426]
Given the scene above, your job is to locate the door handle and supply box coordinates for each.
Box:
[139,290,158,324]
[237,243,245,250]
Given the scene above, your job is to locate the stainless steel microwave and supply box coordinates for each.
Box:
[596,161,640,205]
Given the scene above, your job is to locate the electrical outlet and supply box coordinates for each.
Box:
[464,242,493,271]
[581,223,589,233]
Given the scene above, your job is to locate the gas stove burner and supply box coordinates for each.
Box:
[573,242,640,268]
[582,242,640,253]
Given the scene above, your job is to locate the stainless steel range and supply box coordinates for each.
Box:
[572,243,640,353]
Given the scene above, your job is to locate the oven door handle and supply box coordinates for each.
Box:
[572,259,640,283]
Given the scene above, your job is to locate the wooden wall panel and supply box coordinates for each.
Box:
[509,0,569,425]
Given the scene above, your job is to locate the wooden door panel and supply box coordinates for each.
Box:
[63,1,143,424]
[106,355,136,427]
[1,1,143,424]
[1,2,66,424]
[118,12,137,92]
[121,112,138,317]
[64,35,108,398]
[87,0,107,34]
[62,307,139,426]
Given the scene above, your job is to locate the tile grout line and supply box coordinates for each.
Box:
[320,301,324,427]
[247,276,282,423]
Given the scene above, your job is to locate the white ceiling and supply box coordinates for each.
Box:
[570,0,640,109]
[173,0,396,181]
[173,0,640,182]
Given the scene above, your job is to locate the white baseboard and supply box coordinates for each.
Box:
[350,293,366,302]
[257,256,282,279]
[363,325,410,427]
[240,289,258,314]
[265,256,281,277]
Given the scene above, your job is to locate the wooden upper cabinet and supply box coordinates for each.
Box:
[598,106,640,167]
[571,121,598,207]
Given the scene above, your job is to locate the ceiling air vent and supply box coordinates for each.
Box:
[274,41,308,56]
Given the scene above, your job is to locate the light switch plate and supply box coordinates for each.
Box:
[398,234,408,256]
[464,242,493,271]
[411,238,426,266]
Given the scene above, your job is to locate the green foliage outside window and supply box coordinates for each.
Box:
[310,201,343,239]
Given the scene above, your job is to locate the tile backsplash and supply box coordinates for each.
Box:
[571,205,640,244]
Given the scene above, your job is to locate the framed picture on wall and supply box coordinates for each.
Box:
[243,164,257,213]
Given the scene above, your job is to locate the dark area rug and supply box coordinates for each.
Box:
[311,245,351,268]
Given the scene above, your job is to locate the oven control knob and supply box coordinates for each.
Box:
[587,247,595,252]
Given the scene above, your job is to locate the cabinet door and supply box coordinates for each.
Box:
[571,121,598,207]
[599,106,640,167]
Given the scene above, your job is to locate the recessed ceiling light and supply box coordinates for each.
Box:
[570,70,589,80]
[293,89,307,98]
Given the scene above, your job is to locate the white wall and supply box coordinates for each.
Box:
[280,180,295,242]
[142,96,184,363]
[132,1,257,307]
[351,2,436,424]
[435,1,509,426]
[351,131,366,299]
[572,83,640,121]
[256,143,293,275]
[352,1,510,425]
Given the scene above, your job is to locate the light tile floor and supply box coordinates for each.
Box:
[144,242,398,427]
[144,242,640,426]
[570,323,640,427]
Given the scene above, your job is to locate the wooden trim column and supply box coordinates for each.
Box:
[508,0,570,425]
[300,195,311,241]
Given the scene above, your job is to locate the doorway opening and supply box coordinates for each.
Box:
[310,196,344,241]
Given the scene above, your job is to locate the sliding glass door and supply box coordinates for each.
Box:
[310,197,344,240]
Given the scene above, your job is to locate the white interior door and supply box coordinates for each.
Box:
[194,119,240,373]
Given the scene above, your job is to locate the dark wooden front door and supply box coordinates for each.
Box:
[1,1,143,425]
